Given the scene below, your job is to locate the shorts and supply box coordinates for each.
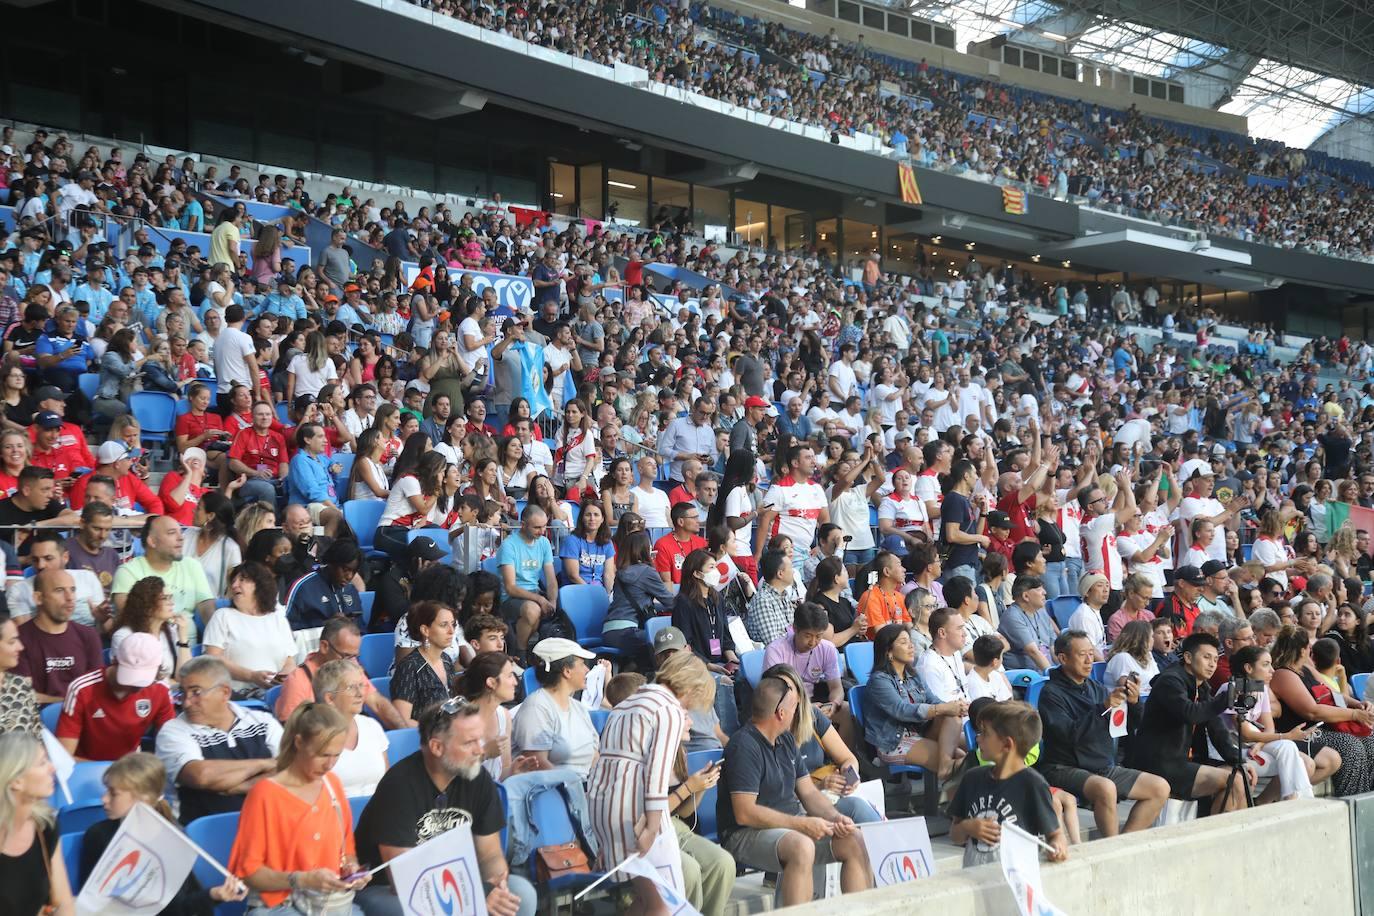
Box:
[1154,761,1206,801]
[305,502,331,525]
[845,547,876,568]
[1041,763,1142,799]
[878,729,928,764]
[722,826,840,873]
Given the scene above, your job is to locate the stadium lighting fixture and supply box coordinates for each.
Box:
[606,180,638,189]
[1039,29,1069,41]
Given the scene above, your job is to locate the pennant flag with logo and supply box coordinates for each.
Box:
[897,162,923,205]
[619,828,700,916]
[1322,500,1374,552]
[999,822,1067,916]
[77,803,200,915]
[40,728,75,805]
[517,340,553,419]
[387,822,488,916]
[859,816,936,886]
[1002,186,1028,215]
[1108,703,1129,738]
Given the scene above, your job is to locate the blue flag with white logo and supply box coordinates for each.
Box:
[518,341,553,418]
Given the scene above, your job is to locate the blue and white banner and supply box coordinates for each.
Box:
[403,265,534,312]
[387,822,489,916]
[516,340,553,419]
[620,827,699,916]
[1000,822,1067,916]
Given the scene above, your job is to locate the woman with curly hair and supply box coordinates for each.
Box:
[110,576,190,684]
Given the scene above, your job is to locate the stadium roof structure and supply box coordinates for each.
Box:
[890,0,1374,146]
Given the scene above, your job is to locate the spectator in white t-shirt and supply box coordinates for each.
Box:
[916,608,970,708]
[212,304,259,415]
[966,634,1013,702]
[1068,573,1109,660]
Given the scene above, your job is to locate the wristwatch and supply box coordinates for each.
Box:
[176,641,190,648]
[287,871,300,892]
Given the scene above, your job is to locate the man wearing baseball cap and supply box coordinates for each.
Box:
[68,439,164,515]
[728,395,775,455]
[27,384,95,469]
[56,631,176,761]
[30,410,80,482]
[1164,565,1207,639]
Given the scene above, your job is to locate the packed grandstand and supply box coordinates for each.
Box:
[3,0,1374,914]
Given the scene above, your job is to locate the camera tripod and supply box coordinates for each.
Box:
[1224,681,1257,810]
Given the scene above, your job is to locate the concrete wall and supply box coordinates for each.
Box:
[710,0,1250,135]
[778,800,1354,915]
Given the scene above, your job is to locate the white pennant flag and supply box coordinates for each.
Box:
[40,728,76,805]
[581,662,607,710]
[386,822,489,916]
[859,816,937,886]
[1107,704,1129,738]
[76,803,200,915]
[619,828,701,916]
[999,822,1068,916]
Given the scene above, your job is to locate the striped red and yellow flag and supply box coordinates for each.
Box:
[1002,185,1028,215]
[897,162,922,205]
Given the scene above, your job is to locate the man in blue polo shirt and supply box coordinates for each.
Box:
[34,304,93,389]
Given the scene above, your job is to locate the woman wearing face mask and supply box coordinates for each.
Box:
[671,549,737,676]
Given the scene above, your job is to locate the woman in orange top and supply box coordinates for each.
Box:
[857,551,912,639]
[229,703,370,910]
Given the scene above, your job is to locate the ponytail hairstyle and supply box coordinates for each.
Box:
[277,702,349,772]
[103,752,175,823]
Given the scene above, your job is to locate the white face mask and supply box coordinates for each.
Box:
[702,566,722,590]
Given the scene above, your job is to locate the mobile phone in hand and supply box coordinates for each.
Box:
[341,870,368,883]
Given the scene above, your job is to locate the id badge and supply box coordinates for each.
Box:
[709,638,722,657]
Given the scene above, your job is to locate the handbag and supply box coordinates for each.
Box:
[1310,681,1373,736]
[528,784,592,883]
[287,777,357,916]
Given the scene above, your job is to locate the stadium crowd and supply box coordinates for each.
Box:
[373,0,1374,262]
[4,9,1374,916]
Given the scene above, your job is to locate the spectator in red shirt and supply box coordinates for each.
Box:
[229,401,289,506]
[30,411,81,481]
[68,441,165,515]
[995,437,1057,544]
[985,510,1015,563]
[175,382,233,482]
[160,447,243,526]
[27,384,95,469]
[56,631,175,761]
[654,501,706,585]
[0,428,27,496]
[667,458,703,506]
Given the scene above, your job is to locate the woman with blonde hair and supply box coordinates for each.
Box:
[229,703,369,912]
[1252,508,1303,590]
[80,753,247,910]
[0,732,73,916]
[313,660,389,797]
[1327,526,1361,580]
[587,651,714,915]
[0,428,32,495]
[234,501,279,551]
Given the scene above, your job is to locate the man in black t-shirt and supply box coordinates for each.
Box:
[355,701,536,916]
[0,465,79,549]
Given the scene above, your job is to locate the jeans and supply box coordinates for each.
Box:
[356,874,537,916]
[1064,556,1083,599]
[714,671,739,736]
[836,794,882,824]
[943,563,979,587]
[1043,561,1065,601]
[237,476,279,507]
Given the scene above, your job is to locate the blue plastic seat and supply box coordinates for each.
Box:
[523,665,540,697]
[359,591,375,628]
[51,761,112,808]
[61,831,83,894]
[740,648,765,687]
[686,749,724,841]
[1091,660,1108,684]
[187,812,246,916]
[1026,676,1051,707]
[349,795,371,831]
[342,499,387,557]
[845,642,874,685]
[370,676,391,700]
[849,685,940,817]
[40,702,60,733]
[129,391,177,453]
[645,615,672,649]
[275,401,290,424]
[1354,673,1371,699]
[359,632,392,678]
[559,583,611,649]
[57,801,107,835]
[523,781,604,893]
[263,684,283,719]
[1049,595,1080,630]
[964,718,978,754]
[1241,542,1254,562]
[331,451,355,497]
[590,708,610,734]
[386,727,421,766]
[77,373,99,403]
[481,555,501,575]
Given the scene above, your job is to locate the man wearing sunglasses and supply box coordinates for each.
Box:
[274,616,406,728]
[355,699,537,916]
[718,674,873,907]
